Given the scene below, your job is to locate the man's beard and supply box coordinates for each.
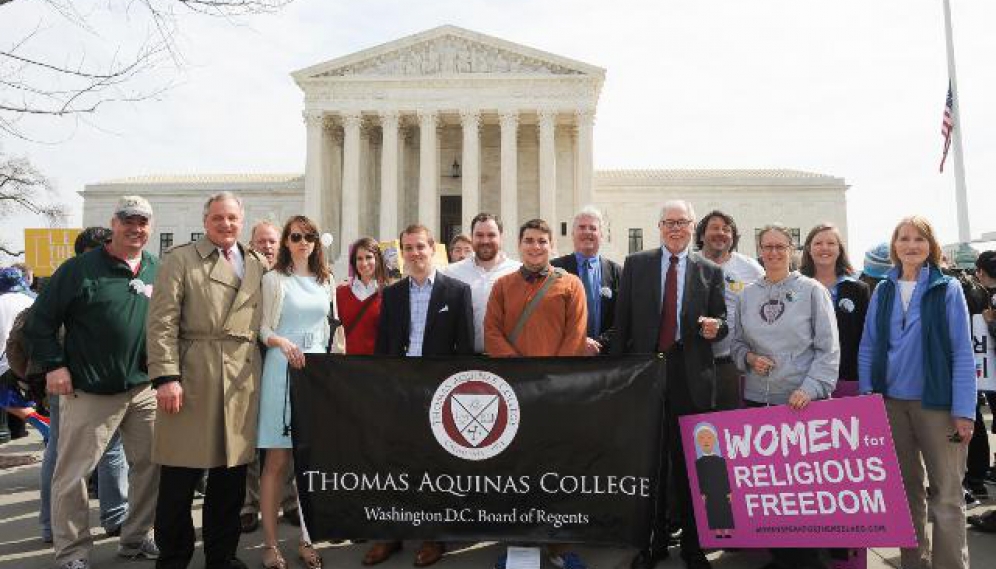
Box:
[475,244,497,262]
[703,240,730,260]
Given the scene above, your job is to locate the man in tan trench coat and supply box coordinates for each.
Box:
[147,191,267,569]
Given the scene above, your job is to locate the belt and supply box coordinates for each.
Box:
[180,330,256,343]
[714,355,733,365]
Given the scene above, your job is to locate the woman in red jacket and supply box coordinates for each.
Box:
[335,237,388,355]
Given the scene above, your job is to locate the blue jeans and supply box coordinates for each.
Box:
[39,394,129,538]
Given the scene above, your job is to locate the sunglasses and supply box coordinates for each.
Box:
[289,232,319,244]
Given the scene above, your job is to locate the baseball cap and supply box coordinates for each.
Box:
[114,195,153,220]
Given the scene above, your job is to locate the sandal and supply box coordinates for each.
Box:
[262,545,288,569]
[299,541,323,569]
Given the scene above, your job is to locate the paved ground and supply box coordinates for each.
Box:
[2,432,994,569]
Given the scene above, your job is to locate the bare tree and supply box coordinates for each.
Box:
[0,151,68,256]
[1,0,294,140]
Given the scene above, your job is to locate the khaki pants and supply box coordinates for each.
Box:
[52,385,158,564]
[885,398,969,569]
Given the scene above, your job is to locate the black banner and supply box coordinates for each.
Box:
[290,354,665,546]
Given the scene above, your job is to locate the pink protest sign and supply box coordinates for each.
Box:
[678,395,916,548]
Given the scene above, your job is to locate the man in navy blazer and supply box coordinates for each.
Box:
[550,206,622,355]
[613,200,727,569]
[368,224,473,567]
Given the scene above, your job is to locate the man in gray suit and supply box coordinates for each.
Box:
[613,200,727,569]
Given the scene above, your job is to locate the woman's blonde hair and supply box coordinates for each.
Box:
[889,215,942,267]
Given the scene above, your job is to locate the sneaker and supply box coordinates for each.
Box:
[59,560,90,569]
[965,490,982,510]
[550,552,588,569]
[118,536,160,560]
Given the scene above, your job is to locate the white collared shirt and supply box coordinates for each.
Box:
[443,252,521,353]
[350,278,379,302]
[218,245,245,279]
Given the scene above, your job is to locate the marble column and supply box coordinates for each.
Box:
[538,109,558,228]
[340,111,362,259]
[499,110,519,253]
[303,110,325,220]
[459,109,481,236]
[575,109,595,208]
[379,111,400,241]
[320,117,338,241]
[327,126,344,252]
[418,110,439,236]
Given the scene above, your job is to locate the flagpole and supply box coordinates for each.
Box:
[943,0,970,243]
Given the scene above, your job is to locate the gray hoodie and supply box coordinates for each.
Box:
[731,271,840,404]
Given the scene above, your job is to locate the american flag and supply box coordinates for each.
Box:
[940,84,954,172]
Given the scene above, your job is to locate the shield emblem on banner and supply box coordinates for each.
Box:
[450,394,500,447]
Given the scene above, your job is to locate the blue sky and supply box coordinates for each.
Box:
[3,0,995,261]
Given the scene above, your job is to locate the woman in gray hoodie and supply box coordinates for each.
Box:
[730,223,840,569]
[732,224,840,409]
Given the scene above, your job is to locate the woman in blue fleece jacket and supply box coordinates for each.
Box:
[858,215,974,569]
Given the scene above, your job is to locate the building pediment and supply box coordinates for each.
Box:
[292,25,605,81]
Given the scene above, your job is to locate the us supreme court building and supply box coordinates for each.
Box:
[82,26,848,266]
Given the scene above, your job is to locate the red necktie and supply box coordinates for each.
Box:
[222,248,233,263]
[657,255,679,352]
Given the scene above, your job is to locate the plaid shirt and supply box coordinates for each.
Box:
[406,271,436,357]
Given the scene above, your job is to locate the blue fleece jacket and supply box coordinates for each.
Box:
[858,264,975,419]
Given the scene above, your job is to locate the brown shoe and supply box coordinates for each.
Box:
[362,541,402,566]
[413,541,445,567]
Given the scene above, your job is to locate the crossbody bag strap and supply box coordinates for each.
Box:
[344,293,378,337]
[508,268,564,346]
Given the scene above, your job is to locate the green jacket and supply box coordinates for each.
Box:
[25,246,159,394]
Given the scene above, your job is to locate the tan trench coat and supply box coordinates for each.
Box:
[147,238,266,468]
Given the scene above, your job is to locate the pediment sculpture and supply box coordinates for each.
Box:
[317,35,585,77]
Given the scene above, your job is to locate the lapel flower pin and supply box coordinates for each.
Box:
[600,286,612,299]
[838,298,855,313]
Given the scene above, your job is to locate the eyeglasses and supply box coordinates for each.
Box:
[289,232,319,244]
[660,219,693,230]
[760,244,792,253]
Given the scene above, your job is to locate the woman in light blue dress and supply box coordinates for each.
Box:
[257,215,344,569]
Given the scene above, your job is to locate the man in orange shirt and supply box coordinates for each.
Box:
[484,218,588,569]
[485,219,587,358]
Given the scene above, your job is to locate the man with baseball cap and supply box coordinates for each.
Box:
[26,195,161,569]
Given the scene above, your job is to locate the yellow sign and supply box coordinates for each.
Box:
[24,228,82,277]
[378,240,450,283]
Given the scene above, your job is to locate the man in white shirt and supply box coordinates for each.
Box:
[694,210,764,410]
[442,213,521,354]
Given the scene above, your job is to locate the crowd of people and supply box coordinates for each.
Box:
[1,191,995,569]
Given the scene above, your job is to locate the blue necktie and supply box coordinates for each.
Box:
[580,258,597,337]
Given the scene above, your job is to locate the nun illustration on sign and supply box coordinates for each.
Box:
[693,422,735,538]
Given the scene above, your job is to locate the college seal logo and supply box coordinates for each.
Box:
[429,370,520,461]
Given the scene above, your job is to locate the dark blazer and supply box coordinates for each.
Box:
[611,248,728,411]
[551,252,622,352]
[835,278,870,382]
[375,272,474,356]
